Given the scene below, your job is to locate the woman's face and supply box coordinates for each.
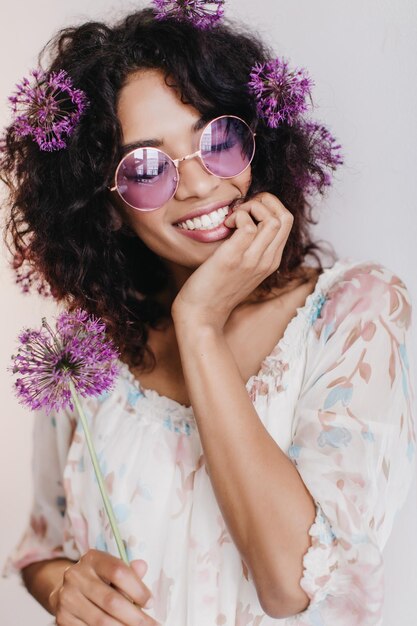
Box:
[113,69,252,278]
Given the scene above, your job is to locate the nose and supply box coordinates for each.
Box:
[173,153,220,201]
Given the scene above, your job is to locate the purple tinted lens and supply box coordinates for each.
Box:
[115,117,255,210]
[116,148,178,210]
[201,117,255,177]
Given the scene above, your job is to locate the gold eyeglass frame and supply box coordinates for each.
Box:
[108,114,257,211]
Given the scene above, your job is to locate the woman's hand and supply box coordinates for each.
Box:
[49,549,159,625]
[171,192,294,331]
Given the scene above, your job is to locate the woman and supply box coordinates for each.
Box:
[1,4,415,625]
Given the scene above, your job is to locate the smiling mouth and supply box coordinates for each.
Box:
[173,194,244,231]
[175,205,231,231]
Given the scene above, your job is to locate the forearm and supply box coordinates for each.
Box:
[173,320,315,618]
[21,558,76,615]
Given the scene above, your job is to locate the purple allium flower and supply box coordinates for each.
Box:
[294,120,344,195]
[12,250,52,297]
[153,0,225,30]
[11,309,120,414]
[248,57,314,128]
[8,68,88,152]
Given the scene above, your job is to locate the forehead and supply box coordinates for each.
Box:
[116,69,201,145]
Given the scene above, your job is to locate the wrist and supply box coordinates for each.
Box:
[173,315,226,346]
[172,308,225,336]
[46,563,71,615]
[171,300,228,334]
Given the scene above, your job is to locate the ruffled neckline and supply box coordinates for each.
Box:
[117,256,368,420]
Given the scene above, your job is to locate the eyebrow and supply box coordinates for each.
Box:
[120,115,208,155]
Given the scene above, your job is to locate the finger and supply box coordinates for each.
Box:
[225,191,285,220]
[234,209,258,231]
[259,197,294,257]
[54,612,87,625]
[251,191,288,216]
[130,559,147,579]
[61,589,125,625]
[84,579,155,625]
[56,578,117,625]
[225,196,282,230]
[89,552,152,608]
[263,214,293,262]
[223,209,258,243]
[60,579,158,626]
[224,206,256,230]
[246,203,292,262]
[225,201,283,265]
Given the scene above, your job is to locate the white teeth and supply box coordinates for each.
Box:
[177,206,230,230]
[200,214,211,227]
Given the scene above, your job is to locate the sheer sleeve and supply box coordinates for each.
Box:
[2,406,78,578]
[287,263,416,625]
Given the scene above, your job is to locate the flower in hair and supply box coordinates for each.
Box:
[248,57,314,128]
[294,120,344,194]
[153,0,225,30]
[9,68,88,151]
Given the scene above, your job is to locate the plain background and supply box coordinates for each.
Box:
[1,1,416,624]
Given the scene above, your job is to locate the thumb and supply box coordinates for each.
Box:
[131,559,148,579]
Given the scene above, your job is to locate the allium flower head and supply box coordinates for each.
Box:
[153,0,225,30]
[8,68,88,152]
[294,120,344,195]
[11,309,120,413]
[12,249,52,297]
[248,57,314,128]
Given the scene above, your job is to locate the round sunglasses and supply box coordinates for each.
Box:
[109,115,256,211]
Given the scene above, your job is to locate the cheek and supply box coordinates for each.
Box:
[127,214,161,241]
[123,210,175,258]
[236,166,252,195]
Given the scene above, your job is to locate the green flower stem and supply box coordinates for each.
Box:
[69,381,129,565]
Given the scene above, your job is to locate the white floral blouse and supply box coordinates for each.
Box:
[3,257,416,626]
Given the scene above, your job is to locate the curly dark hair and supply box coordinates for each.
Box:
[1,7,340,371]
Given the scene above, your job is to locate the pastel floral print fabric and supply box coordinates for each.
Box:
[4,258,415,626]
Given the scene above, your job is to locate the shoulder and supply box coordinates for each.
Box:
[314,259,412,343]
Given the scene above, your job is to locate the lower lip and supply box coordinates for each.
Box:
[173,220,233,242]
